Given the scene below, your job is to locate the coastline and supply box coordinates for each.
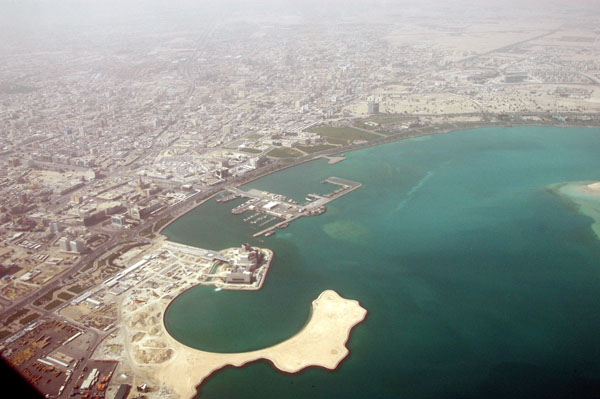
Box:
[579,182,600,196]
[125,289,367,398]
[94,124,600,398]
[141,124,600,397]
[156,122,600,238]
[549,180,600,240]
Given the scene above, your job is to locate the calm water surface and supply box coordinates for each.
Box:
[164,126,600,398]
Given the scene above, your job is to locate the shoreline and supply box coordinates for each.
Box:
[157,123,600,238]
[143,124,600,398]
[126,289,367,398]
[106,124,600,398]
[549,180,600,240]
[579,182,600,196]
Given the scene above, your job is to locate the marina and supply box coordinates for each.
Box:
[225,176,362,237]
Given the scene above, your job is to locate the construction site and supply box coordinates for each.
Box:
[0,234,273,398]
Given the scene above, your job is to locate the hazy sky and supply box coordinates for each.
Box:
[1,0,599,54]
[2,0,599,26]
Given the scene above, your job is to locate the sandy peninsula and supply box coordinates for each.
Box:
[562,181,600,198]
[123,289,367,398]
[582,182,600,195]
[551,180,600,240]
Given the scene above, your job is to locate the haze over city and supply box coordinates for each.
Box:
[1,1,600,398]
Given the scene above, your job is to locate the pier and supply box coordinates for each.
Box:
[215,193,240,203]
[252,214,302,238]
[319,155,346,164]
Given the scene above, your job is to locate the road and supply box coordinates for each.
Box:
[457,28,562,64]
[2,111,598,327]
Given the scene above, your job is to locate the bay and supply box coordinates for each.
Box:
[164,126,600,398]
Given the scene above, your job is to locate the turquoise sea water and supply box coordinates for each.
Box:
[164,126,600,398]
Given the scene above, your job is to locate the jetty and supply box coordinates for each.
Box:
[320,155,346,164]
[216,193,240,203]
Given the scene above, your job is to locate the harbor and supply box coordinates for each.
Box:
[225,176,362,237]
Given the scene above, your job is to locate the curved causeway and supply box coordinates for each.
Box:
[124,290,367,398]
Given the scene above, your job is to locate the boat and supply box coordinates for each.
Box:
[214,287,222,292]
[243,213,259,222]
[264,231,275,237]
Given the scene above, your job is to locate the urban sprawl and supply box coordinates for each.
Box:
[1,2,600,398]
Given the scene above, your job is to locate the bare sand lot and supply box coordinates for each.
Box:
[123,289,367,398]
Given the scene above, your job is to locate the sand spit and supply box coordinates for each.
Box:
[125,290,367,398]
[551,180,600,240]
[584,182,600,194]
